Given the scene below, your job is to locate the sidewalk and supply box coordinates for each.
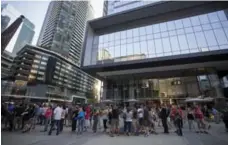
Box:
[1,123,228,145]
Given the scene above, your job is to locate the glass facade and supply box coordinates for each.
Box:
[103,73,223,102]
[1,4,35,57]
[107,0,159,15]
[13,45,95,100]
[92,10,228,65]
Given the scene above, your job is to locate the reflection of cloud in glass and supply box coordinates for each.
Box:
[1,15,10,31]
[97,48,111,60]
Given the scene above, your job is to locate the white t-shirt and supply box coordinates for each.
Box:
[126,111,133,122]
[137,108,143,118]
[54,106,63,120]
[61,109,66,119]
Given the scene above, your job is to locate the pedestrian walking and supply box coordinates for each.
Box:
[48,104,62,136]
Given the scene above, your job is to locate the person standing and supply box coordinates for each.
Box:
[7,102,15,131]
[77,107,85,135]
[124,107,133,136]
[137,105,144,133]
[110,106,120,137]
[187,107,195,131]
[85,105,91,131]
[92,108,99,133]
[71,106,79,132]
[48,104,62,135]
[60,106,66,132]
[160,104,169,134]
[143,106,150,137]
[42,105,52,132]
[194,104,208,133]
[175,106,183,136]
[102,106,109,132]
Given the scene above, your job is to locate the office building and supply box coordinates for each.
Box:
[1,51,14,78]
[37,1,94,65]
[23,0,96,101]
[10,44,95,101]
[103,0,158,16]
[1,3,35,57]
[82,1,228,104]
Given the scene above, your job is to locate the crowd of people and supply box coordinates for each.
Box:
[2,101,228,137]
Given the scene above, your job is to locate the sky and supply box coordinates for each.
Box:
[1,0,104,46]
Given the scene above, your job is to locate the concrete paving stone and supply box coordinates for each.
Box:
[1,122,228,145]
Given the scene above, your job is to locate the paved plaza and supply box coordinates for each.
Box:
[2,123,228,145]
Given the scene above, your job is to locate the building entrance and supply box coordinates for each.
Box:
[103,74,221,104]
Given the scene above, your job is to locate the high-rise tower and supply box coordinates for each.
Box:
[37,1,94,65]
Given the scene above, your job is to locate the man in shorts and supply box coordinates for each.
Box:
[110,106,119,137]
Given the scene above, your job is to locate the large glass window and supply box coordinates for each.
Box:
[126,43,133,55]
[140,41,148,56]
[212,22,222,29]
[195,32,208,49]
[121,31,127,39]
[170,36,180,51]
[127,29,133,38]
[217,11,227,21]
[109,46,114,58]
[162,38,171,52]
[214,29,228,45]
[208,12,220,23]
[199,14,210,24]
[134,42,140,54]
[133,28,139,37]
[145,25,153,34]
[147,40,156,55]
[167,21,176,30]
[154,33,161,39]
[190,16,200,26]
[139,27,146,36]
[121,44,127,56]
[160,23,168,32]
[153,24,160,33]
[114,32,121,40]
[182,18,192,27]
[155,39,163,54]
[175,20,184,29]
[178,35,189,51]
[109,33,114,41]
[204,30,218,47]
[92,10,228,65]
[104,34,108,42]
[114,45,120,57]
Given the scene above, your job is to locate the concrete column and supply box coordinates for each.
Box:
[129,80,135,99]
[208,72,226,109]
[208,74,224,98]
[102,81,107,100]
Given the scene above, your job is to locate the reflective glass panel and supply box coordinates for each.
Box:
[214,29,228,45]
[155,39,163,54]
[204,30,218,47]
[170,36,180,51]
[186,33,197,49]
[178,35,189,51]
[162,38,171,52]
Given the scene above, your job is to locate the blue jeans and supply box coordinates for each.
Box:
[44,117,51,131]
[124,121,132,133]
[48,120,60,135]
[77,118,84,134]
